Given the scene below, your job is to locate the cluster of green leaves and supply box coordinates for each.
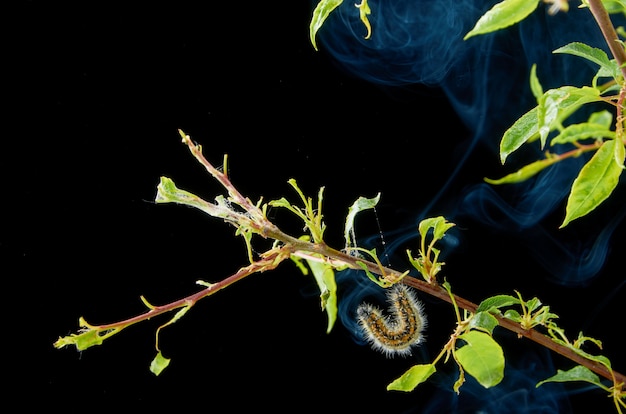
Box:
[387,307,506,393]
[310,0,626,228]
[406,217,455,284]
[477,291,625,411]
[356,215,622,409]
[485,42,625,227]
[283,185,385,332]
[390,256,624,414]
[388,222,507,393]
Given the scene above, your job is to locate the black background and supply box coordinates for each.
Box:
[8,1,625,412]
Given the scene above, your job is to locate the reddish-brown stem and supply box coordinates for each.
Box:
[87,241,625,390]
[587,0,626,80]
[259,227,626,390]
[559,139,603,156]
[178,130,267,224]
[94,246,292,331]
[616,87,626,144]
[400,276,625,390]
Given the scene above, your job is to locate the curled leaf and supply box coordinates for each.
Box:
[418,216,455,241]
[355,0,372,39]
[150,351,171,376]
[344,193,381,251]
[310,0,344,51]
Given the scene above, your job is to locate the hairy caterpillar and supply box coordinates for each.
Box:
[356,284,427,357]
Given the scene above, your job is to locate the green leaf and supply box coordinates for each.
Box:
[289,253,311,276]
[484,157,560,184]
[276,179,326,242]
[406,252,434,281]
[561,139,625,227]
[387,364,437,392]
[269,196,308,224]
[553,42,612,69]
[537,86,602,149]
[476,294,521,313]
[574,332,604,351]
[304,256,338,333]
[564,344,612,370]
[588,110,614,128]
[456,331,505,388]
[553,42,620,81]
[550,109,614,147]
[469,311,500,335]
[464,0,539,40]
[58,329,104,351]
[500,106,540,164]
[155,177,232,219]
[310,0,343,51]
[503,309,522,323]
[536,365,604,389]
[529,63,543,99]
[525,296,542,313]
[418,216,455,242]
[603,0,626,15]
[150,351,171,376]
[550,122,615,146]
[344,193,381,250]
[355,254,395,288]
[532,306,559,326]
[155,177,204,208]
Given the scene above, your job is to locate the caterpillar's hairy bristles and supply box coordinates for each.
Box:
[356,284,427,357]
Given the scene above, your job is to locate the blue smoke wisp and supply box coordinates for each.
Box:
[317,0,625,285]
